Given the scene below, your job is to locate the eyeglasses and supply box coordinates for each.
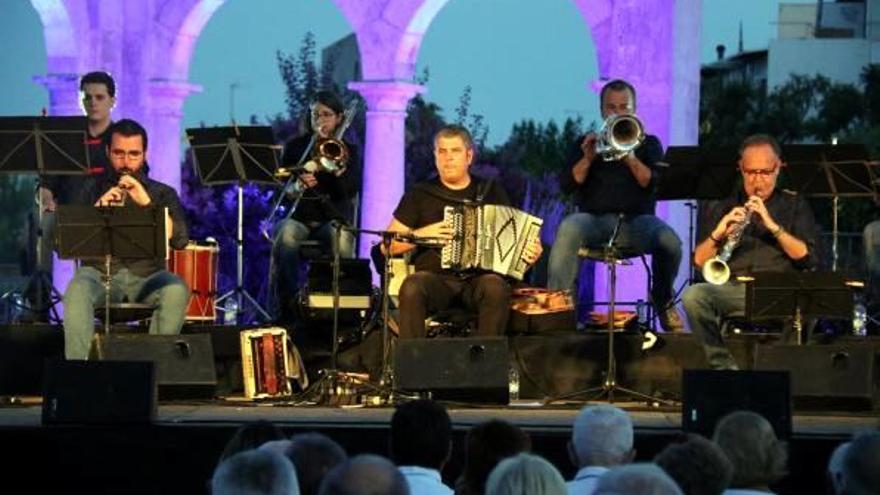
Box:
[741,167,777,178]
[110,149,143,160]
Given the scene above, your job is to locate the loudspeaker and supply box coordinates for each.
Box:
[755,344,877,410]
[42,359,156,424]
[395,337,509,404]
[91,334,217,399]
[682,369,792,439]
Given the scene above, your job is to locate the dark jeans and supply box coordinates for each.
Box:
[681,282,745,370]
[398,272,511,339]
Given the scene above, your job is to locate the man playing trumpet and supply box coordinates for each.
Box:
[682,134,818,370]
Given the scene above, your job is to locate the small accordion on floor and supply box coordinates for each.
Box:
[239,327,308,399]
[441,204,543,280]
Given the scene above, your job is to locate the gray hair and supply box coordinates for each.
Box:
[712,411,788,488]
[571,405,634,467]
[286,432,348,495]
[211,449,299,495]
[318,454,409,495]
[841,431,880,495]
[593,463,684,495]
[485,453,567,495]
[827,441,850,495]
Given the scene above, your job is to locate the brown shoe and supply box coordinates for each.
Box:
[658,305,685,333]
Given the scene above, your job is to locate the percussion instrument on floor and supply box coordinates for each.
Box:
[168,240,219,322]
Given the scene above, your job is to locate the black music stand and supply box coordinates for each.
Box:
[782,144,874,271]
[745,271,853,345]
[186,126,280,324]
[0,116,90,323]
[656,146,739,291]
[55,205,167,335]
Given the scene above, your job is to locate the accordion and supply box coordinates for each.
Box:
[239,327,308,399]
[441,204,543,280]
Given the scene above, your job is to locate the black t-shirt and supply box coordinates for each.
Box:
[559,134,664,215]
[43,127,111,205]
[393,176,511,273]
[280,133,361,226]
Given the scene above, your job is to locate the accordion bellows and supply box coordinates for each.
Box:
[441,204,543,280]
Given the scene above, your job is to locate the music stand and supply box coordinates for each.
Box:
[745,271,853,345]
[186,126,280,324]
[782,144,874,271]
[55,205,167,335]
[0,116,90,323]
[656,146,739,293]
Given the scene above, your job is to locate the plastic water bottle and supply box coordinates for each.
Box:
[508,366,520,403]
[636,299,647,328]
[853,301,867,336]
[224,297,238,325]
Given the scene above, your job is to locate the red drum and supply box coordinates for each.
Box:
[168,241,219,321]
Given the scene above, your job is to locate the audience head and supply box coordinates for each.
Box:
[485,453,567,495]
[654,434,733,495]
[827,441,850,495]
[840,431,880,495]
[389,399,452,470]
[712,410,787,490]
[285,432,348,495]
[593,463,684,495]
[460,419,532,495]
[318,454,409,495]
[211,449,299,495]
[570,405,635,468]
[219,420,287,464]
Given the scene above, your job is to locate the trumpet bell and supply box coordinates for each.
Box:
[596,114,645,161]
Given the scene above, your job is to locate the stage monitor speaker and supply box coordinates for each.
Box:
[682,369,792,439]
[395,337,509,404]
[91,334,217,400]
[42,359,156,424]
[755,344,877,410]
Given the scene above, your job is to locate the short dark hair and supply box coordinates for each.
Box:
[80,71,116,97]
[654,434,733,495]
[313,90,345,115]
[739,134,782,161]
[217,420,286,465]
[600,79,637,108]
[106,119,149,151]
[389,399,452,469]
[434,124,474,150]
[461,419,532,495]
[286,433,348,495]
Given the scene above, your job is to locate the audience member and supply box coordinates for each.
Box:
[839,431,880,495]
[286,432,349,495]
[211,449,299,495]
[456,419,532,495]
[390,399,454,494]
[219,420,287,464]
[712,411,787,494]
[567,405,635,495]
[485,453,567,495]
[826,441,850,495]
[654,434,733,495]
[318,454,409,495]
[593,463,683,495]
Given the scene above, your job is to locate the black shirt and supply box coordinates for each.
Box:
[76,167,189,277]
[560,134,664,215]
[393,176,511,273]
[700,188,819,277]
[43,127,111,205]
[280,133,361,226]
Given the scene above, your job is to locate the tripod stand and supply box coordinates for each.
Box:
[186,125,280,324]
[546,215,673,405]
[0,116,91,323]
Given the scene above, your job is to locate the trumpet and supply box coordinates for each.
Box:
[702,206,753,285]
[595,114,645,161]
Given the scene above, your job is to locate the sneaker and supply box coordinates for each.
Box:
[658,305,685,333]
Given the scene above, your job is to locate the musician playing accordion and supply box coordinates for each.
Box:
[384,125,542,339]
[683,134,819,370]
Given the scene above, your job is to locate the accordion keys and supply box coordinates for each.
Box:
[239,327,308,399]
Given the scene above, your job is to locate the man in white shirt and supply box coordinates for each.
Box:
[567,405,635,495]
[390,399,454,495]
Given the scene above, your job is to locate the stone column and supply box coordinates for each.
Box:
[348,80,424,259]
[33,73,81,116]
[147,79,202,191]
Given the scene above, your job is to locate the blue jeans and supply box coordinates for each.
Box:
[681,282,745,370]
[864,220,880,300]
[63,266,189,360]
[547,212,682,309]
[269,219,355,318]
